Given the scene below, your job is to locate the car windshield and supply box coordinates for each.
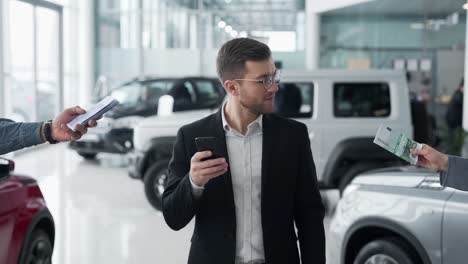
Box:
[110,80,175,106]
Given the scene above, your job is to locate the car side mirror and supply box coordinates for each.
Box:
[0,158,14,176]
[158,95,174,116]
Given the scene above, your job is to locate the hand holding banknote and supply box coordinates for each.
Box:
[410,144,449,171]
[373,125,423,164]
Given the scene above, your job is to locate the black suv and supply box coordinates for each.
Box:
[69,76,224,160]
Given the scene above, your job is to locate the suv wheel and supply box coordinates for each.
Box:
[144,161,169,211]
[354,237,416,264]
[20,229,53,264]
[78,152,97,160]
[339,162,382,195]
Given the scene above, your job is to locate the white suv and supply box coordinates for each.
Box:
[129,70,429,210]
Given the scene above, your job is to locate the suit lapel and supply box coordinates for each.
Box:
[212,110,236,217]
[261,114,274,213]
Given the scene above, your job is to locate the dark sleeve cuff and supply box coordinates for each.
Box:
[440,155,468,191]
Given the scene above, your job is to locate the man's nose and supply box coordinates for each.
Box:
[267,82,279,93]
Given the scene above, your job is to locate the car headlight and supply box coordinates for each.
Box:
[342,184,360,197]
[113,117,143,129]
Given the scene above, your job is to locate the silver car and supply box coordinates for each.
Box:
[328,166,467,264]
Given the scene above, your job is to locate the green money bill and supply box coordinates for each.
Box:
[373,124,422,165]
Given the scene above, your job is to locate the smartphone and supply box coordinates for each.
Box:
[195,137,221,161]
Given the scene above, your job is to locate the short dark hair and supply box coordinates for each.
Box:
[216,38,271,82]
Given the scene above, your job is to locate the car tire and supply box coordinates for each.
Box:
[354,237,416,264]
[144,161,169,211]
[20,229,53,264]
[78,152,97,160]
[339,162,382,195]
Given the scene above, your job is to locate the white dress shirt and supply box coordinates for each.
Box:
[190,104,265,264]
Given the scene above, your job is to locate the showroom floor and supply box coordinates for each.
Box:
[12,144,334,264]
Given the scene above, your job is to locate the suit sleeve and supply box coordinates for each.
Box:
[440,156,468,191]
[0,119,43,155]
[294,124,326,264]
[162,127,201,230]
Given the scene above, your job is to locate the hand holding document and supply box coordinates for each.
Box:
[67,96,119,131]
[373,124,422,165]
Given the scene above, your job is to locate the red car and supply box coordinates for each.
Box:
[0,158,55,264]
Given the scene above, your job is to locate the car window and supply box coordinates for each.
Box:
[110,83,142,106]
[333,82,391,117]
[184,81,197,102]
[194,80,224,108]
[144,80,174,103]
[167,80,197,111]
[274,82,313,118]
[111,80,177,106]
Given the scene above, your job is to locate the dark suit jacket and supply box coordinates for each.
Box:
[162,110,325,264]
[441,156,468,191]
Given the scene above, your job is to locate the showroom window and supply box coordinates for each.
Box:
[3,0,63,122]
[274,82,313,118]
[333,82,391,118]
[95,0,307,86]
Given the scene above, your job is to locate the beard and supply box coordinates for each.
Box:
[239,95,275,115]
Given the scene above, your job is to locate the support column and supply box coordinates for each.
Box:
[137,0,144,78]
[464,9,468,131]
[0,0,4,117]
[305,2,320,70]
[79,0,95,105]
[461,9,468,156]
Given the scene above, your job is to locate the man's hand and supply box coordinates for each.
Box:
[51,106,99,142]
[410,144,449,171]
[190,151,228,186]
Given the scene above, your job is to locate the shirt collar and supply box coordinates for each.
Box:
[221,101,263,134]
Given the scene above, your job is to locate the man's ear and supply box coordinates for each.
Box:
[224,80,239,96]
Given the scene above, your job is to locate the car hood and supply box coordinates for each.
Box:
[137,109,216,128]
[351,166,440,188]
[105,102,158,119]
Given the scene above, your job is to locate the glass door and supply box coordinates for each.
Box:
[5,0,62,122]
[36,5,61,121]
[6,0,35,122]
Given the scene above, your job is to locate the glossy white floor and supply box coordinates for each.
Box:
[13,144,192,264]
[12,144,335,264]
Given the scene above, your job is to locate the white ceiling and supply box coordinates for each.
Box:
[207,0,467,32]
[324,0,466,17]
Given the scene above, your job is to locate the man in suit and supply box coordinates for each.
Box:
[162,38,325,264]
[412,144,468,191]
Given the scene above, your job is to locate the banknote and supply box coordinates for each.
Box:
[373,125,423,164]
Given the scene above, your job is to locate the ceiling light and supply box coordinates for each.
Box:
[218,21,226,28]
[225,25,232,33]
[239,31,248,37]
[464,3,468,10]
[225,0,232,3]
[231,30,238,37]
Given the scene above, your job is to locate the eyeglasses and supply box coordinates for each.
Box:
[234,69,281,91]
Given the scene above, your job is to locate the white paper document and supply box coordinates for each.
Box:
[67,96,119,131]
[373,124,422,165]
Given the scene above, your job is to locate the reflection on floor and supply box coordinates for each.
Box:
[12,144,336,264]
[13,144,192,264]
